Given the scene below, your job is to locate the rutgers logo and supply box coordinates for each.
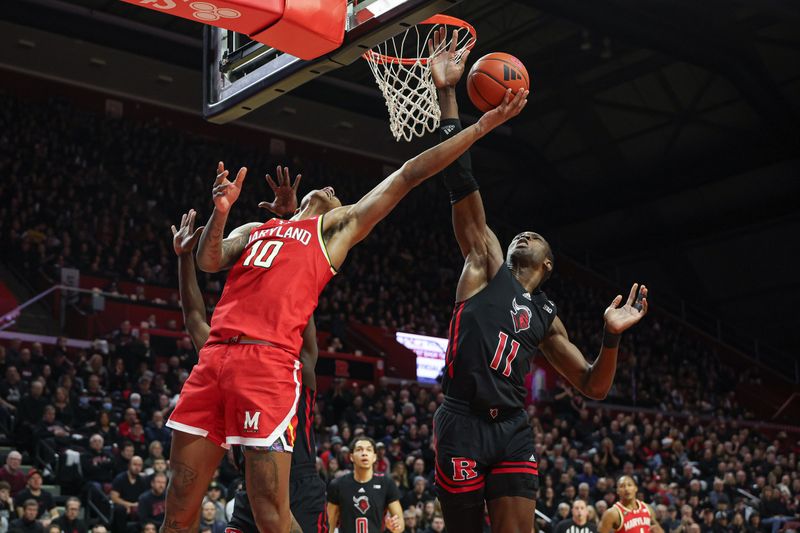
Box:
[243,411,260,432]
[451,457,478,481]
[510,297,532,333]
[353,495,370,514]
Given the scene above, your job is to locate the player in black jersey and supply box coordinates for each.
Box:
[428,29,649,533]
[326,437,404,533]
[170,173,327,532]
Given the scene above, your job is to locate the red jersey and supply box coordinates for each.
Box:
[614,500,652,533]
[208,216,336,353]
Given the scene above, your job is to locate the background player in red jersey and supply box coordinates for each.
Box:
[599,476,663,533]
[326,437,404,533]
[170,199,326,531]
[161,93,528,533]
[428,28,649,533]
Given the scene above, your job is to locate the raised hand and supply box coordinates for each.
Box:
[171,209,204,256]
[428,27,470,89]
[212,161,247,214]
[477,88,529,132]
[604,283,649,334]
[258,165,301,217]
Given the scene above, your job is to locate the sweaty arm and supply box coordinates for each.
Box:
[539,316,619,400]
[326,503,340,531]
[196,214,259,273]
[438,87,505,301]
[599,507,622,533]
[178,251,210,351]
[386,500,405,532]
[299,317,318,391]
[320,95,524,269]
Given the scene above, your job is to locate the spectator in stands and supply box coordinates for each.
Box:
[33,406,70,448]
[198,501,225,533]
[16,381,47,447]
[204,482,226,523]
[136,472,166,530]
[401,476,432,510]
[88,525,107,533]
[50,497,87,533]
[0,453,25,496]
[0,368,23,411]
[80,435,114,491]
[8,499,43,533]
[110,456,146,532]
[1,481,13,529]
[112,442,135,476]
[423,513,445,533]
[139,524,157,533]
[143,413,169,453]
[13,471,56,523]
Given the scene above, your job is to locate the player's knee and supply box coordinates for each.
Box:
[251,505,287,533]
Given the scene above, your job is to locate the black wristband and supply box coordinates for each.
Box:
[439,119,479,204]
[602,329,621,349]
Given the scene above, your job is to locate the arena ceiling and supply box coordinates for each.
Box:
[5,0,800,369]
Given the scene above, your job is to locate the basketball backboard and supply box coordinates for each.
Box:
[203,0,463,123]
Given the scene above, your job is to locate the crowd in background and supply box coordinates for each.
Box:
[0,92,798,533]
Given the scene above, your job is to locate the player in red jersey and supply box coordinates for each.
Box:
[599,476,663,533]
[161,92,529,533]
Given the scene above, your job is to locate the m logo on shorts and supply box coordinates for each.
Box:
[244,411,261,432]
[451,457,478,481]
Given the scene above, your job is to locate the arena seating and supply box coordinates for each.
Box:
[0,88,797,533]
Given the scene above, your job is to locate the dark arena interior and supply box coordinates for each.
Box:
[0,0,798,532]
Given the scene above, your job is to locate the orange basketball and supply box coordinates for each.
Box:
[466,52,530,113]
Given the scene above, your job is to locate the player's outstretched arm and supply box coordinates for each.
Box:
[299,316,318,391]
[171,209,210,350]
[430,28,507,300]
[196,162,256,272]
[539,283,648,400]
[321,89,527,269]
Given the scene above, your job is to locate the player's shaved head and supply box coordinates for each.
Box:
[506,231,554,285]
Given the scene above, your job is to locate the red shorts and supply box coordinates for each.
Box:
[166,341,301,450]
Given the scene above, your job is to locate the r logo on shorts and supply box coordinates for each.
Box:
[451,458,478,481]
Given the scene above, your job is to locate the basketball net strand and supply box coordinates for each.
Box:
[365,22,475,142]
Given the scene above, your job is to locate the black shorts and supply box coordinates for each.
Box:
[226,469,328,533]
[433,396,539,508]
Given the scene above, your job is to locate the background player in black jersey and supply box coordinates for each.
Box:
[327,437,404,533]
[428,29,649,533]
[170,171,327,533]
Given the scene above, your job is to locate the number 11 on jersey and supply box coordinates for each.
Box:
[490,332,519,377]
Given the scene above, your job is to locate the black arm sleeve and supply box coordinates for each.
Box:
[439,118,479,204]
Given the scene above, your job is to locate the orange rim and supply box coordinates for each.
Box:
[363,14,477,66]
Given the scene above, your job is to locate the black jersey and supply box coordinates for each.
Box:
[442,265,557,414]
[327,472,400,533]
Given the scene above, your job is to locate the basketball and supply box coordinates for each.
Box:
[466,52,530,113]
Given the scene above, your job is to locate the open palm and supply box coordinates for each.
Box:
[604,283,649,334]
[212,161,247,214]
[428,27,470,89]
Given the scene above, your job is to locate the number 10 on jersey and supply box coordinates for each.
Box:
[243,240,283,269]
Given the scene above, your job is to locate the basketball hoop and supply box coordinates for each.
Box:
[363,15,476,142]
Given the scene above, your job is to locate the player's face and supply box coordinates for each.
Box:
[617,476,638,501]
[351,440,377,469]
[506,231,551,268]
[300,187,342,214]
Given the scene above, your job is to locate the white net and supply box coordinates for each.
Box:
[364,17,475,142]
